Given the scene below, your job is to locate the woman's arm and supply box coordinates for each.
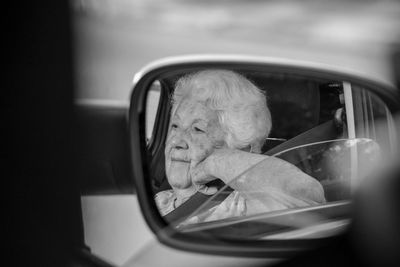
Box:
[190,148,325,204]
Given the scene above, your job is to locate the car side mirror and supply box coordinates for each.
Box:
[129,55,400,257]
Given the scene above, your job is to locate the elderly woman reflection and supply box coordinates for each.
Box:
[156,70,325,221]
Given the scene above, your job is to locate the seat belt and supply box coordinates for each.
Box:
[163,188,232,223]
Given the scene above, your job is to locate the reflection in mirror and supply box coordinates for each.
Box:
[144,68,396,240]
[145,80,161,144]
[181,138,380,225]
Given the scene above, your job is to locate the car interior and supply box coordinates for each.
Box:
[146,70,349,216]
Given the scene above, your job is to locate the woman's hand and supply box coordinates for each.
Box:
[190,148,266,186]
[205,191,247,222]
[190,148,223,188]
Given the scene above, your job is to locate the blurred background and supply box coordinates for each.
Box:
[73,0,400,101]
[73,0,400,265]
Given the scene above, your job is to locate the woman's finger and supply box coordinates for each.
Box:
[190,161,216,185]
[197,185,218,195]
[190,164,205,184]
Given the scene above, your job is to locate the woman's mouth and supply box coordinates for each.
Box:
[171,158,190,163]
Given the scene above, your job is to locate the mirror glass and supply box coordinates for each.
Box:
[143,68,397,240]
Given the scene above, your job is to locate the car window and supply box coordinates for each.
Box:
[163,84,395,239]
[179,138,379,226]
[352,85,397,156]
[145,80,161,144]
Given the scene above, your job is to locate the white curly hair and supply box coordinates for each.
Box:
[172,69,271,153]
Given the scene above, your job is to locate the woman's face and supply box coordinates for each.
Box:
[165,97,226,189]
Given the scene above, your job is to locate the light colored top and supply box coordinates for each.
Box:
[155,188,319,225]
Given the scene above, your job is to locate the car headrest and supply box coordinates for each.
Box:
[251,76,321,140]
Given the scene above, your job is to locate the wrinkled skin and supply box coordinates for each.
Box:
[165,97,226,203]
[164,95,325,220]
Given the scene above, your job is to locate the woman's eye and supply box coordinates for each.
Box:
[194,127,205,133]
[171,124,178,129]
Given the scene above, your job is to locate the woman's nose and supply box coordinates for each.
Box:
[171,134,189,150]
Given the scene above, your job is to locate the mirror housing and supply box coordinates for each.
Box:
[129,55,400,257]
